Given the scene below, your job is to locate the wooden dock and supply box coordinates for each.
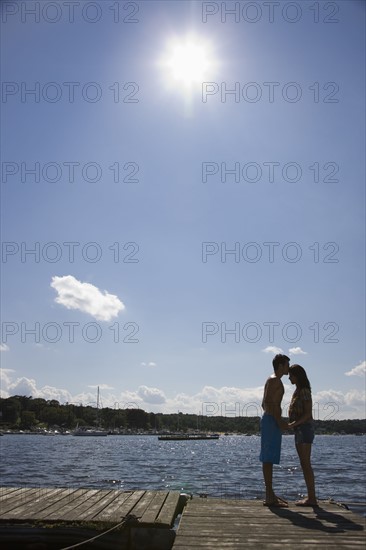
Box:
[0,488,364,549]
[172,497,365,549]
[0,487,185,549]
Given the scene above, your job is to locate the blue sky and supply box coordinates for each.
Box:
[1,0,365,419]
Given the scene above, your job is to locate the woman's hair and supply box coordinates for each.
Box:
[289,364,311,391]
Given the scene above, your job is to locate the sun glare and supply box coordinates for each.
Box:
[160,36,216,89]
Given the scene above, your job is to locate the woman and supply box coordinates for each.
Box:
[288,364,317,506]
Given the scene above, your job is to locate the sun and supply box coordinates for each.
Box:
[166,41,210,85]
[159,35,216,89]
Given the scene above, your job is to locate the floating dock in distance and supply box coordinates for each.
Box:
[0,487,186,549]
[158,434,220,441]
[172,496,366,549]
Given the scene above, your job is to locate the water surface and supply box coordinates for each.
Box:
[1,434,365,514]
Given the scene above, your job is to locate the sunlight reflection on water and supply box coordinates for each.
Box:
[1,434,365,514]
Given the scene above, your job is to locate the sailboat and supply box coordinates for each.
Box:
[73,386,108,436]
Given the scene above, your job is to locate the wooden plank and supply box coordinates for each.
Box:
[0,487,174,526]
[1,488,81,520]
[0,488,44,516]
[139,491,169,525]
[0,487,42,504]
[174,535,366,547]
[14,488,68,520]
[0,487,24,499]
[174,542,366,547]
[172,497,365,550]
[173,540,366,549]
[31,488,90,520]
[96,490,146,523]
[128,490,157,520]
[0,488,28,507]
[42,488,101,521]
[156,491,182,526]
[175,521,366,534]
[177,528,366,540]
[74,489,123,522]
[42,489,107,522]
[92,490,137,522]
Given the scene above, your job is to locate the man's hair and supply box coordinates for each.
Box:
[272,354,290,371]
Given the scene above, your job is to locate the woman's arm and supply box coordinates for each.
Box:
[288,398,312,428]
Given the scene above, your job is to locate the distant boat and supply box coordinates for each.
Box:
[73,427,107,437]
[72,386,108,437]
[158,433,220,441]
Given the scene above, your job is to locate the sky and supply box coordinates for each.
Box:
[0,0,365,420]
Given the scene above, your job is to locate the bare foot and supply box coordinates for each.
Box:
[274,495,288,505]
[295,498,318,507]
[263,497,288,507]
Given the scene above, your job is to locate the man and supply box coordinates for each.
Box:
[260,354,290,507]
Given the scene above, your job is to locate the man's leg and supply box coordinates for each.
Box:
[263,462,288,506]
[262,462,274,503]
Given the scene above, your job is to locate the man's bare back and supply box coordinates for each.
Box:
[262,375,284,426]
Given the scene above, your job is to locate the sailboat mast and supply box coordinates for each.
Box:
[96,386,100,425]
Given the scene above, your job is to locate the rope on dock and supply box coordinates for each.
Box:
[326,498,366,510]
[59,514,139,550]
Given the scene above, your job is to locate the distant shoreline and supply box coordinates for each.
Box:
[1,430,365,437]
[1,395,365,435]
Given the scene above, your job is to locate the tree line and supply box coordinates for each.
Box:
[0,395,365,434]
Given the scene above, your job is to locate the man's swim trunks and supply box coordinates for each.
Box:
[259,413,281,464]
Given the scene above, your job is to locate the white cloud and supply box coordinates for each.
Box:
[1,371,365,419]
[9,377,38,397]
[262,346,283,354]
[0,371,71,402]
[308,388,366,420]
[137,385,166,404]
[0,369,15,397]
[141,362,157,367]
[37,385,73,403]
[51,275,125,321]
[88,384,115,390]
[289,347,307,355]
[343,389,366,406]
[189,385,264,417]
[0,344,9,352]
[2,375,73,403]
[345,360,366,377]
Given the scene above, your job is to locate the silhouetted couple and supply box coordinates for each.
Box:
[260,354,317,507]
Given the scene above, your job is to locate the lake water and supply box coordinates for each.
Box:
[1,434,365,515]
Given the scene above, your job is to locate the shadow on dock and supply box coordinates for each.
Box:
[172,497,365,549]
[269,505,365,534]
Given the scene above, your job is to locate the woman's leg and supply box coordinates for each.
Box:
[295,443,317,504]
